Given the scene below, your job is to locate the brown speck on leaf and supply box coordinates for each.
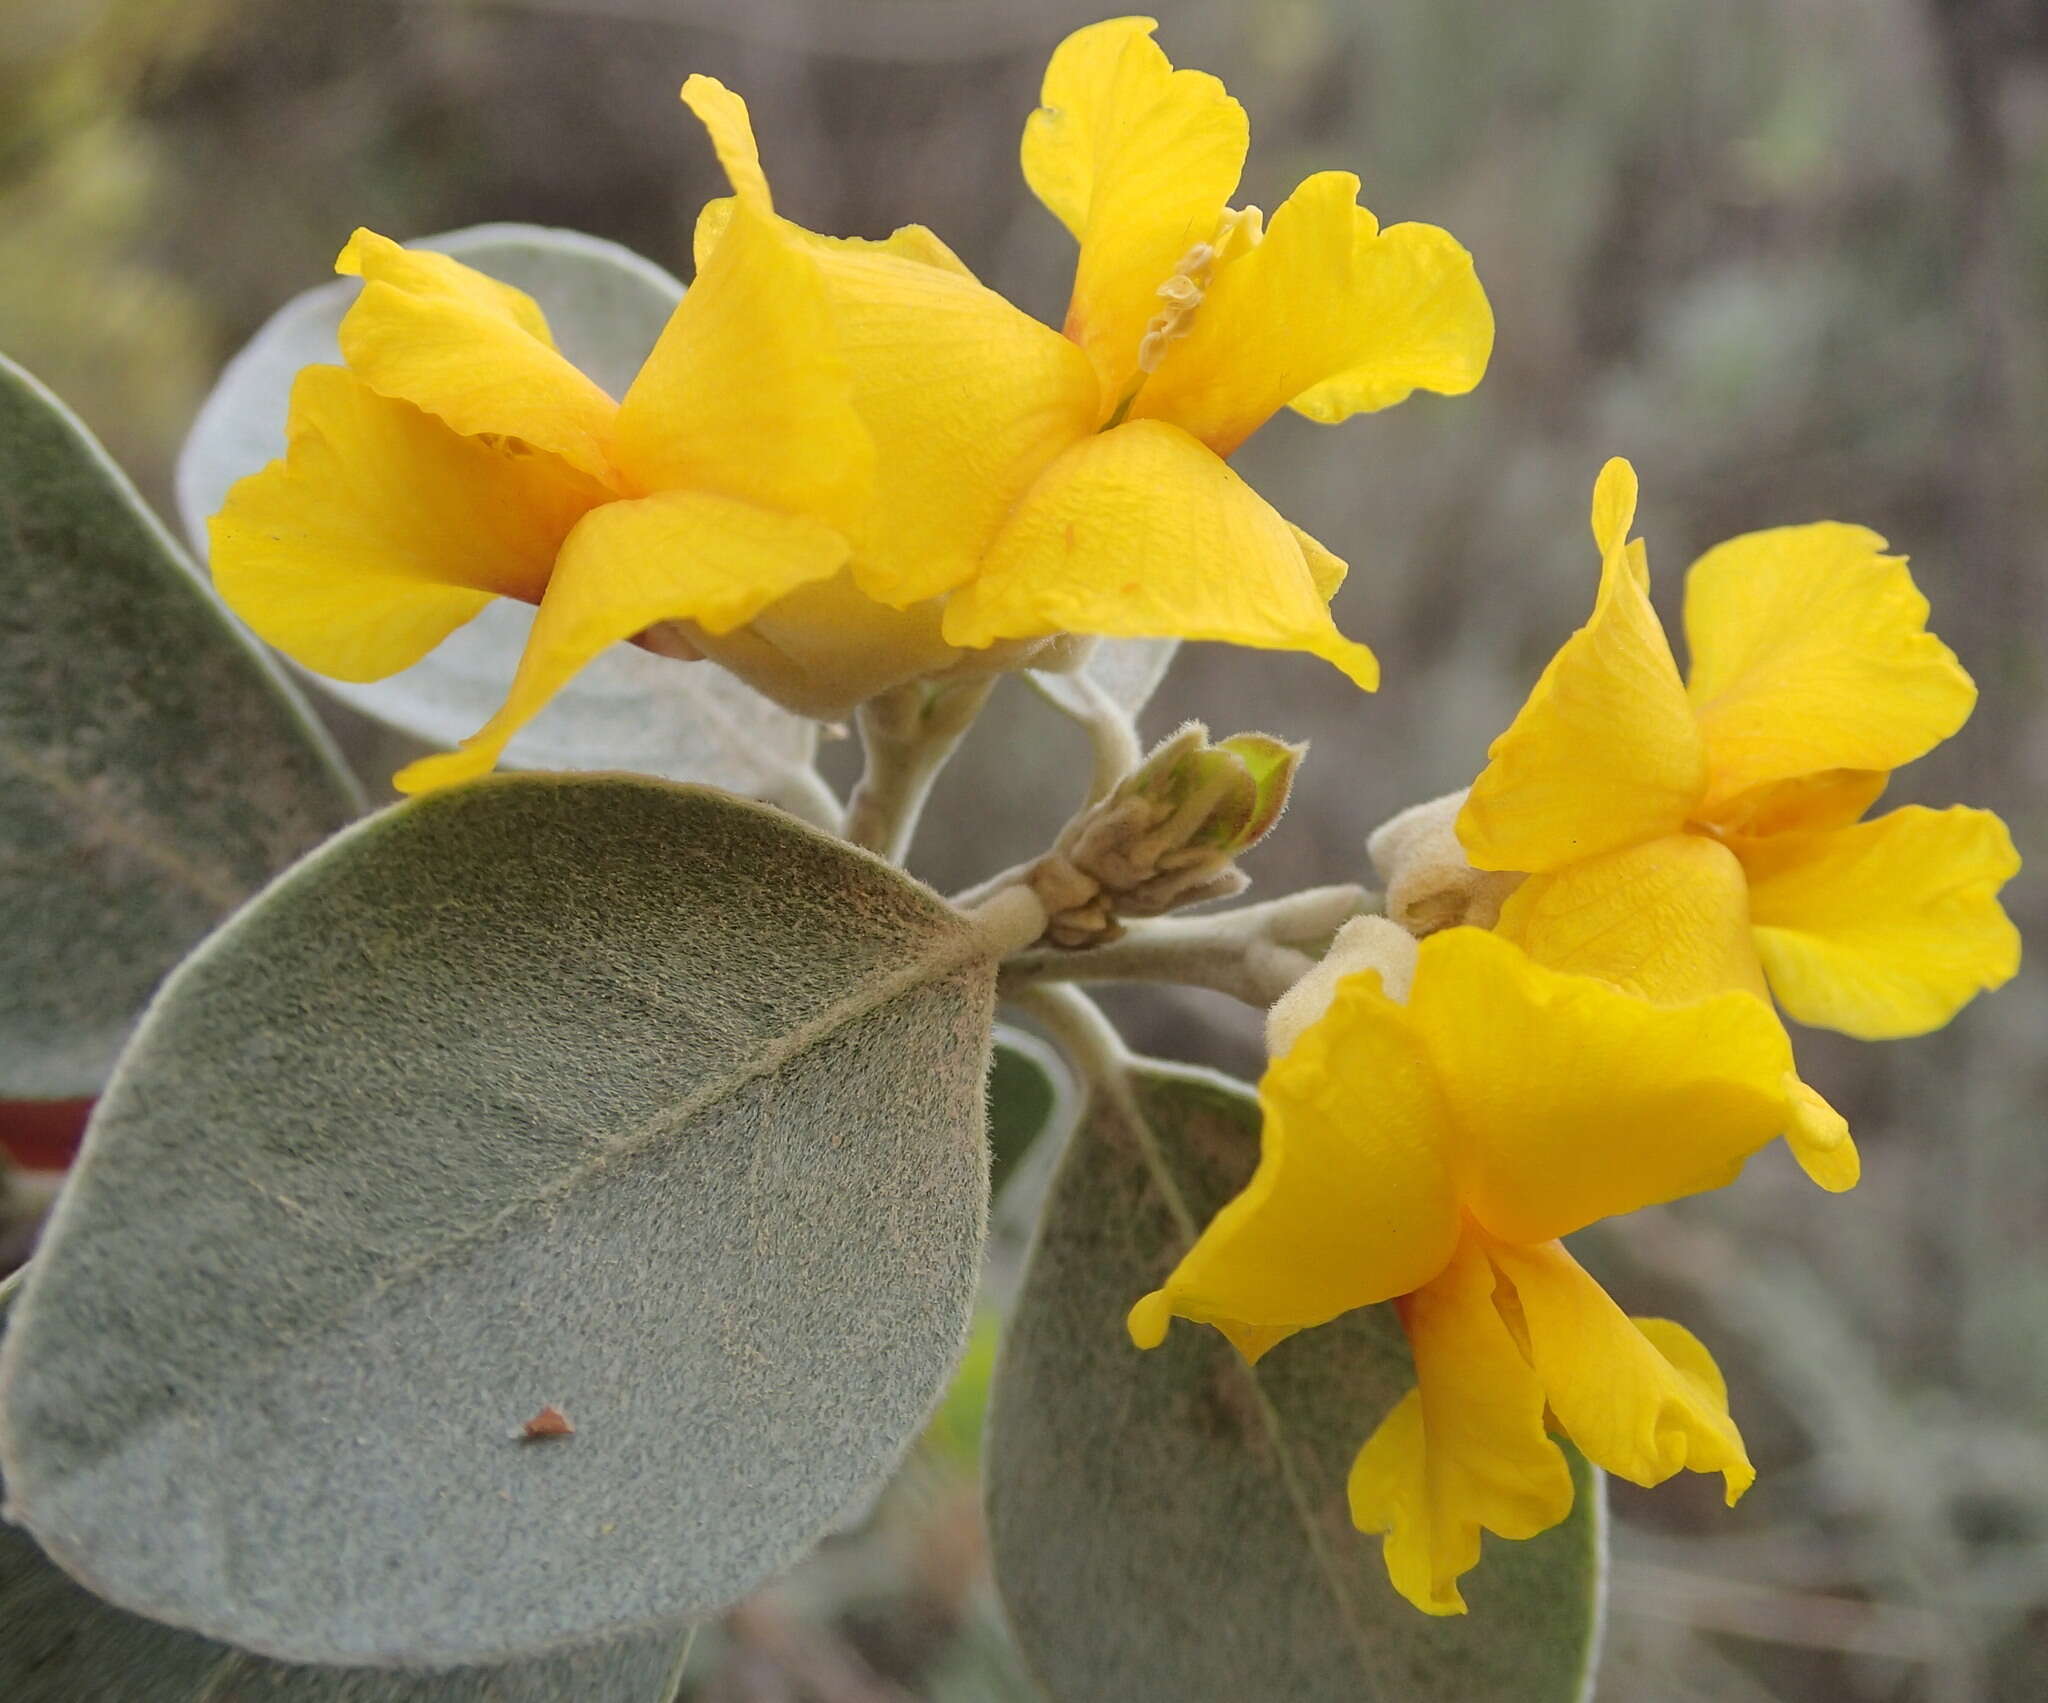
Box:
[519,1404,575,1440]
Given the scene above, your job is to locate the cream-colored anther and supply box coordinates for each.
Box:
[1368,789,1524,937]
[1265,915,1419,1057]
[1136,241,1215,375]
[1133,206,1265,375]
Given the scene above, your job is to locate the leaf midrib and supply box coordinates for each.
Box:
[13,906,993,1463]
[1109,1064,1386,1688]
[0,735,249,913]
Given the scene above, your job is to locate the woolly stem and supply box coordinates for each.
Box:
[842,676,995,863]
[1066,672,1144,806]
[770,763,848,835]
[998,884,1376,1008]
[1007,983,1133,1095]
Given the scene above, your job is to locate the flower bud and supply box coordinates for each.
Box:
[1265,915,1418,1056]
[1368,789,1522,936]
[1030,723,1305,948]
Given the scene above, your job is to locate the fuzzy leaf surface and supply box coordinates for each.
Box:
[174,224,827,815]
[0,1437,691,1700]
[0,776,996,1667]
[988,1027,1075,1197]
[986,1062,1605,1703]
[0,353,362,1097]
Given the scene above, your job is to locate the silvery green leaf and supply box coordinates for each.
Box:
[1027,638,1179,723]
[0,352,363,1098]
[0,775,997,1667]
[987,1061,1606,1703]
[0,1464,691,1701]
[174,224,831,820]
[987,1026,1074,1197]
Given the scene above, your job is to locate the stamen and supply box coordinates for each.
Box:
[1134,207,1263,375]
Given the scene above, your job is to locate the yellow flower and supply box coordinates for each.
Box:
[1128,926,1787,1614]
[212,202,888,792]
[215,28,1489,784]
[686,14,1494,691]
[1456,458,2020,1185]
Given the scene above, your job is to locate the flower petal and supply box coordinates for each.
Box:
[805,242,1100,607]
[1346,1236,1575,1616]
[1589,455,1638,563]
[1783,1075,1859,1193]
[1135,172,1492,455]
[1128,965,1461,1348]
[335,229,620,484]
[1492,842,1859,1192]
[613,198,873,535]
[1291,521,1349,600]
[678,75,775,210]
[1458,482,1705,872]
[210,366,602,682]
[1707,769,1888,838]
[1494,832,1770,1005]
[946,419,1379,687]
[393,492,848,793]
[1684,522,1977,810]
[692,197,978,282]
[673,104,1087,609]
[1743,805,2021,1039]
[1022,16,1247,412]
[1488,1240,1753,1502]
[1408,928,1794,1243]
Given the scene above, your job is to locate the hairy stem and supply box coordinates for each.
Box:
[958,881,1051,958]
[842,676,995,863]
[1065,672,1143,805]
[772,764,848,835]
[1007,983,1133,1097]
[999,884,1375,1008]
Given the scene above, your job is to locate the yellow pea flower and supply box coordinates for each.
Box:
[1128,925,1790,1615]
[211,200,894,792]
[684,13,1494,691]
[1456,458,2020,1185]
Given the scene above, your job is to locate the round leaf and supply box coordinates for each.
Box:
[987,1062,1606,1703]
[174,224,830,818]
[0,1466,691,1702]
[0,353,362,1098]
[0,776,999,1666]
[987,1027,1075,1197]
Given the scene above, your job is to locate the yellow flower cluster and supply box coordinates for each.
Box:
[213,15,1492,789]
[1135,462,2019,1612]
[205,14,2020,1620]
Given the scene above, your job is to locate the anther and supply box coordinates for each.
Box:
[1133,210,1263,375]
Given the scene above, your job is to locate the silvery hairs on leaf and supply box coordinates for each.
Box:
[175,224,830,817]
[987,1061,1606,1703]
[0,1456,691,1702]
[0,352,362,1098]
[0,776,999,1668]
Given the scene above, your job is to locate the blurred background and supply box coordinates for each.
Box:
[3,0,2045,1696]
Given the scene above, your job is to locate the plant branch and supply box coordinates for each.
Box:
[770,763,847,835]
[841,676,995,863]
[999,884,1375,1008]
[1007,983,1133,1100]
[1066,672,1143,805]
[957,881,1050,958]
